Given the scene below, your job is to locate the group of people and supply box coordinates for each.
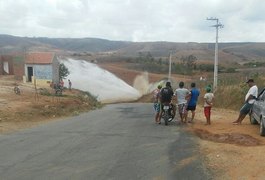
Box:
[59,79,72,90]
[153,78,258,126]
[50,79,72,91]
[153,81,214,125]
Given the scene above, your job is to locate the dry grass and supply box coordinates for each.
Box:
[0,75,101,133]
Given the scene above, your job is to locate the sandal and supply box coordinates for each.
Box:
[232,122,241,125]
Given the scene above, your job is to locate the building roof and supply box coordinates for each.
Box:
[25,52,55,64]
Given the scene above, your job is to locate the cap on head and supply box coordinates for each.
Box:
[206,87,211,93]
[246,79,254,83]
[157,84,162,89]
[166,81,171,87]
[179,81,184,88]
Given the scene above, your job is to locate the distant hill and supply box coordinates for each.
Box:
[1,34,265,65]
[0,34,130,53]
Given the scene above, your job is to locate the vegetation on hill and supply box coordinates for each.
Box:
[1,34,265,65]
[123,52,233,75]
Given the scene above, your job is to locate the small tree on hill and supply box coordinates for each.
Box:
[181,55,197,69]
[59,63,70,81]
[179,55,197,74]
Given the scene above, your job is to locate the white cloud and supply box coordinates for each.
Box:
[0,0,265,42]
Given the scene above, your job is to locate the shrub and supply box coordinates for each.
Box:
[195,73,264,111]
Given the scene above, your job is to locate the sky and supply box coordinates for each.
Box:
[0,0,265,42]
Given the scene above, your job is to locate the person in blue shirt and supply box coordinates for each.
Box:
[186,82,200,123]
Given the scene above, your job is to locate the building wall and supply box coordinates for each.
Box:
[12,55,25,80]
[34,64,53,79]
[0,55,24,80]
[25,64,53,80]
[52,56,60,84]
[25,64,53,87]
[0,57,3,75]
[1,53,58,83]
[34,77,52,87]
[0,55,14,75]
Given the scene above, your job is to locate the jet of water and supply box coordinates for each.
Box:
[60,58,141,103]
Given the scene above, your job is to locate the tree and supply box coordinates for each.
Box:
[59,63,70,81]
[180,55,197,69]
[178,55,197,74]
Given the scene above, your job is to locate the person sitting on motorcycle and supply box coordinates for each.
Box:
[158,82,176,123]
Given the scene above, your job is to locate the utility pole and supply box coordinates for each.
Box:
[168,52,172,82]
[206,17,224,91]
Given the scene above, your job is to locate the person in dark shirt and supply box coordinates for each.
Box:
[158,82,175,123]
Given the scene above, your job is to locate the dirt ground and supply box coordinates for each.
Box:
[186,107,265,179]
[1,63,265,179]
[0,75,100,133]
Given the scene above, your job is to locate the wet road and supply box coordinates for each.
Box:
[0,103,211,180]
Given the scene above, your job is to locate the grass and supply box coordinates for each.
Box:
[34,89,102,119]
[194,73,265,111]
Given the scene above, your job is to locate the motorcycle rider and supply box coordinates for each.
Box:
[158,81,176,124]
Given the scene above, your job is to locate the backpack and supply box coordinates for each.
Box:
[160,87,172,102]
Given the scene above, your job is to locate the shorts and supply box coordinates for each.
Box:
[204,106,211,118]
[153,103,161,113]
[178,103,187,114]
[187,105,196,111]
[240,103,253,115]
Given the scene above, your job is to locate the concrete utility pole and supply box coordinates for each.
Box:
[206,17,224,91]
[168,52,172,82]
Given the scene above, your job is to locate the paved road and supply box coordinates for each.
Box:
[0,103,211,180]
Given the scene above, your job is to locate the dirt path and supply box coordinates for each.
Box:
[186,107,265,179]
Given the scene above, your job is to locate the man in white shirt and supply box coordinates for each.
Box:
[175,81,190,123]
[232,79,258,125]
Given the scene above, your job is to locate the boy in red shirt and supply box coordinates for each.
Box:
[204,87,214,125]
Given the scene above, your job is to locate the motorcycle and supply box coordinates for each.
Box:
[14,85,21,95]
[53,83,63,96]
[162,103,174,125]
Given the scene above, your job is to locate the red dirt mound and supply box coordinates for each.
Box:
[193,128,262,146]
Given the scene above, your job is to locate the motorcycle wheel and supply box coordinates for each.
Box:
[164,112,169,126]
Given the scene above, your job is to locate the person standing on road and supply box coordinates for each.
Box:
[232,79,258,125]
[175,81,190,123]
[153,84,162,124]
[186,82,200,123]
[204,87,214,125]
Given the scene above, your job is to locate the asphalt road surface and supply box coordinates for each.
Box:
[0,103,211,180]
